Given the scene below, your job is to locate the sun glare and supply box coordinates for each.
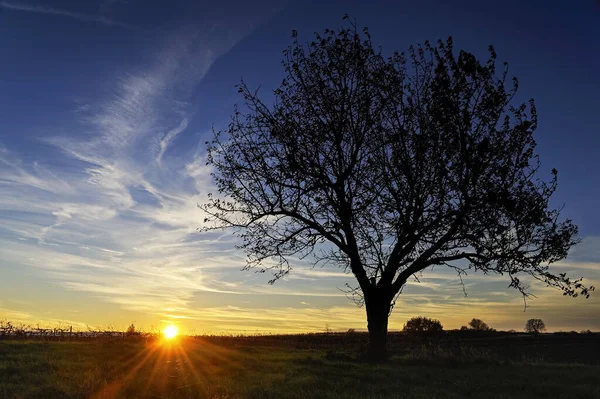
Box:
[163,325,179,339]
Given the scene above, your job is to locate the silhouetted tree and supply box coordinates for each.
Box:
[202,17,593,361]
[468,318,491,331]
[403,316,443,333]
[525,318,546,333]
[126,323,137,336]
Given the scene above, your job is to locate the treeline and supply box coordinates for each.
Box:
[0,321,157,341]
[400,316,594,335]
[1,319,596,341]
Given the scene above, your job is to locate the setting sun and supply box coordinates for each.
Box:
[163,325,179,339]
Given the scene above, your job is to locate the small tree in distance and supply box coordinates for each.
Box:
[126,323,138,336]
[468,318,492,331]
[202,16,594,361]
[525,318,546,333]
[403,317,443,334]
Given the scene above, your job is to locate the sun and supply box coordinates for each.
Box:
[163,325,179,339]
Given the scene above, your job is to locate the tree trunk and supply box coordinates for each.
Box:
[366,297,391,362]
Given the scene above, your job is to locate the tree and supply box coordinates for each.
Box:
[468,318,491,331]
[126,323,137,336]
[202,17,594,361]
[403,316,443,333]
[525,318,546,333]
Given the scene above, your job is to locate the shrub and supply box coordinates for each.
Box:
[468,318,493,331]
[403,317,443,333]
[126,323,138,336]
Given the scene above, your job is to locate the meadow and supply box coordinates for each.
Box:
[1,332,599,399]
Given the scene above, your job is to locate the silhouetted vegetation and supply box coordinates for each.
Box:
[402,316,443,334]
[202,16,594,362]
[126,323,137,336]
[468,318,495,331]
[0,320,154,342]
[525,318,546,334]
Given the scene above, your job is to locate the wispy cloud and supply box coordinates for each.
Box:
[157,117,189,166]
[0,15,285,330]
[0,148,74,195]
[1,2,598,333]
[0,1,141,30]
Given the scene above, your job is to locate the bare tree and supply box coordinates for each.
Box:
[202,17,593,361]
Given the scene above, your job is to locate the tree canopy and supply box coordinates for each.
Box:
[468,318,492,331]
[202,17,593,360]
[525,318,546,333]
[402,316,443,334]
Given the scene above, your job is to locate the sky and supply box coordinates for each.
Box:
[1,0,599,334]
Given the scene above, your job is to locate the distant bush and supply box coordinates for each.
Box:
[525,319,546,334]
[403,317,443,334]
[468,318,492,331]
[555,330,579,335]
[126,323,139,336]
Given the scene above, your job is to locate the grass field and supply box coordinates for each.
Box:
[1,333,600,398]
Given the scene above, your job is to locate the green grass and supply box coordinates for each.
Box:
[1,336,599,398]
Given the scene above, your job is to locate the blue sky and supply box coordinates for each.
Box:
[1,0,599,333]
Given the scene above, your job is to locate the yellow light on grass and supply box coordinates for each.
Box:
[163,325,179,339]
